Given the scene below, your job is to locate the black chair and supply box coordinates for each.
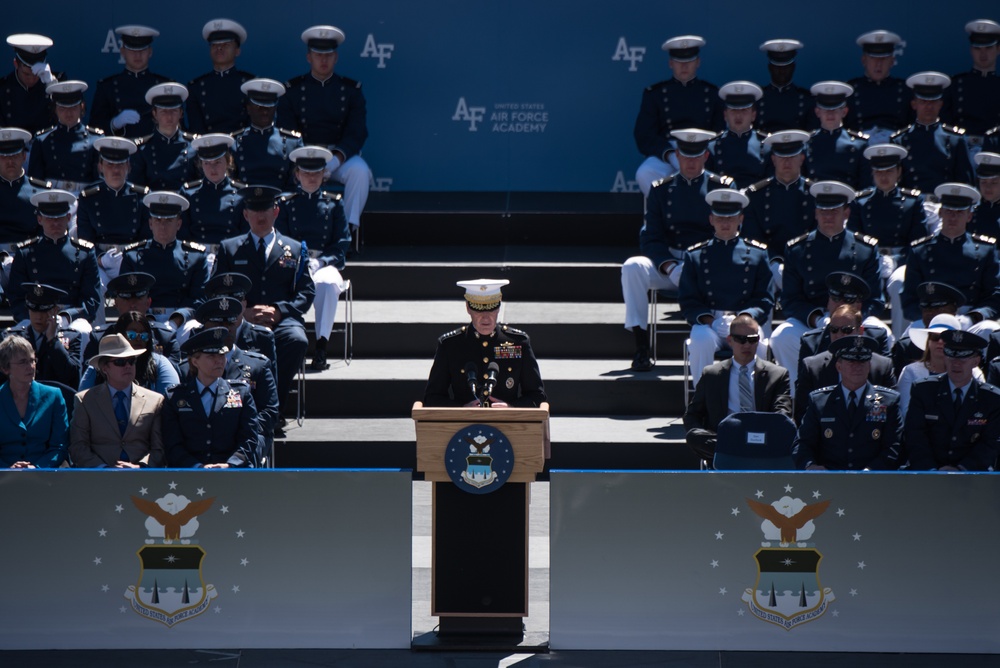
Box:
[37,380,77,422]
[713,411,797,470]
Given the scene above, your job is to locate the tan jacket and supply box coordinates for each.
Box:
[70,383,164,467]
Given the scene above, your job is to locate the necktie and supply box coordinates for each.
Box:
[848,391,858,421]
[202,385,215,415]
[954,388,963,413]
[113,390,128,436]
[738,364,754,411]
[257,237,267,265]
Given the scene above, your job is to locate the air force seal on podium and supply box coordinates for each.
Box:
[445,424,515,495]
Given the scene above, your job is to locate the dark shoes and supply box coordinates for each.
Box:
[309,345,329,371]
[631,347,653,372]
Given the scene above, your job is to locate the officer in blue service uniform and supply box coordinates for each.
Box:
[130,83,197,191]
[0,127,48,245]
[756,39,812,134]
[891,72,973,194]
[423,279,546,408]
[1,34,59,134]
[622,129,736,371]
[679,189,773,385]
[164,327,258,468]
[181,134,246,245]
[942,19,1000,140]
[793,335,902,471]
[905,329,1000,471]
[806,82,869,189]
[279,26,371,235]
[89,26,171,139]
[769,180,881,387]
[214,185,314,421]
[633,35,723,197]
[846,30,912,145]
[28,81,101,192]
[7,189,100,331]
[186,19,254,135]
[972,152,1000,238]
[231,78,303,190]
[708,82,766,188]
[120,192,210,322]
[795,272,892,364]
[0,283,83,389]
[277,146,351,370]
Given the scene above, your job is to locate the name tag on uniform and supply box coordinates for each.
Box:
[746,432,765,445]
[925,415,938,420]
[235,260,248,265]
[821,417,836,423]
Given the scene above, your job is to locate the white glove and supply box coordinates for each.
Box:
[100,247,123,271]
[324,155,342,178]
[878,254,897,281]
[956,315,975,330]
[816,314,831,330]
[111,109,141,130]
[31,62,55,85]
[308,258,321,275]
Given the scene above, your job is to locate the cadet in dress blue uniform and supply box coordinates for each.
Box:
[891,72,974,194]
[277,146,350,370]
[971,152,1000,238]
[164,327,258,468]
[279,26,371,232]
[845,31,913,144]
[0,283,83,389]
[756,39,813,134]
[89,26,171,139]
[1,34,58,135]
[120,192,209,321]
[622,130,736,371]
[231,78,303,190]
[707,82,767,188]
[905,329,1000,471]
[7,190,100,329]
[769,181,881,387]
[27,81,101,192]
[633,36,723,196]
[181,134,246,245]
[0,127,47,245]
[942,20,1000,140]
[806,82,869,189]
[679,190,773,384]
[186,20,254,135]
[214,186,314,420]
[423,280,546,408]
[793,335,901,471]
[130,83,197,191]
[742,130,815,292]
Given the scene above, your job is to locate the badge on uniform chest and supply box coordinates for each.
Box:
[866,395,887,423]
[224,389,243,408]
[494,343,522,359]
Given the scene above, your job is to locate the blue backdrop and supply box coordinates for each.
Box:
[6,1,998,192]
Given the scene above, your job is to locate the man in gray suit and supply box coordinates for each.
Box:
[683,314,792,461]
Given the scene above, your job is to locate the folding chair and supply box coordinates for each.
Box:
[712,411,797,471]
[332,278,353,364]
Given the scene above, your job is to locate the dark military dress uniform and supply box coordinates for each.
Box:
[845,76,913,135]
[7,235,100,322]
[741,176,815,262]
[0,70,58,134]
[163,376,258,468]
[76,182,150,245]
[0,173,48,244]
[231,125,303,189]
[89,69,171,138]
[971,198,1000,239]
[905,374,1000,470]
[641,171,736,264]
[678,235,774,325]
[0,324,83,389]
[186,67,255,134]
[757,82,813,134]
[27,123,102,187]
[848,186,928,253]
[891,123,974,193]
[633,77,724,159]
[120,239,210,311]
[942,70,1000,136]
[901,232,1000,322]
[806,128,869,189]
[423,324,546,408]
[794,352,896,424]
[181,177,247,245]
[275,188,350,270]
[707,130,767,188]
[794,382,902,470]
[278,73,368,156]
[130,131,198,191]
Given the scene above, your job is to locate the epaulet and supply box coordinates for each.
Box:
[439,326,466,342]
[129,184,150,196]
[279,191,298,204]
[182,131,197,142]
[708,173,735,187]
[86,126,105,135]
[501,325,528,337]
[856,187,876,199]
[911,235,934,247]
[230,179,246,189]
[183,179,203,190]
[984,125,1000,137]
[120,240,145,252]
[278,128,302,139]
[34,125,56,136]
[889,126,910,140]
[803,178,816,188]
[901,187,922,198]
[745,238,769,251]
[942,125,966,136]
[71,237,95,250]
[687,239,711,251]
[230,128,245,138]
[971,233,997,245]
[787,233,809,247]
[870,385,899,396]
[980,382,1000,396]
[744,177,773,193]
[645,79,671,92]
[79,185,100,198]
[227,379,250,388]
[134,134,154,147]
[28,176,52,188]
[845,128,869,141]
[320,190,342,202]
[813,385,838,395]
[181,240,207,252]
[852,232,878,247]
[650,174,675,189]
[240,349,271,363]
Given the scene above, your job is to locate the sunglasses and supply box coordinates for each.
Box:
[111,358,137,367]
[927,332,943,342]
[828,325,857,334]
[730,333,760,344]
[125,331,151,342]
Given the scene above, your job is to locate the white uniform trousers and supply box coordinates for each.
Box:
[327,155,372,228]
[621,255,684,331]
[311,264,345,341]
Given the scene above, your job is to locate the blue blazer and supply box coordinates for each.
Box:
[0,381,69,468]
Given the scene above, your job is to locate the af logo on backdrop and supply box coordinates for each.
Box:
[453,99,549,134]
[612,37,646,72]
[360,34,394,68]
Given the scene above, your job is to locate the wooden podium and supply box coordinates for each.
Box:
[411,401,550,649]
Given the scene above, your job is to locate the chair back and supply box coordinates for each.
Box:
[713,411,796,470]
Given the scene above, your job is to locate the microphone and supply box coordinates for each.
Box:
[483,362,500,398]
[464,362,479,403]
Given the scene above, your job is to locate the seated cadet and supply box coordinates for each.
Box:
[0,335,68,469]
[970,152,1000,238]
[85,272,180,368]
[423,279,546,408]
[793,335,901,471]
[678,189,773,385]
[0,127,48,246]
[79,312,180,396]
[891,73,973,195]
[7,189,100,332]
[890,281,965,375]
[769,181,881,387]
[806,82,869,189]
[755,39,812,134]
[796,272,892,363]
[942,19,1000,141]
[707,82,767,189]
[683,314,791,462]
[741,130,815,292]
[70,333,164,468]
[0,283,83,389]
[164,327,258,468]
[130,83,197,192]
[276,146,351,370]
[89,26,170,139]
[184,296,278,459]
[181,134,247,247]
[905,329,1000,471]
[898,314,983,416]
[795,305,896,424]
[231,79,303,190]
[120,192,210,326]
[1,34,59,134]
[28,81,102,194]
[845,30,913,145]
[621,129,735,371]
[214,186,314,424]
[186,19,254,134]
